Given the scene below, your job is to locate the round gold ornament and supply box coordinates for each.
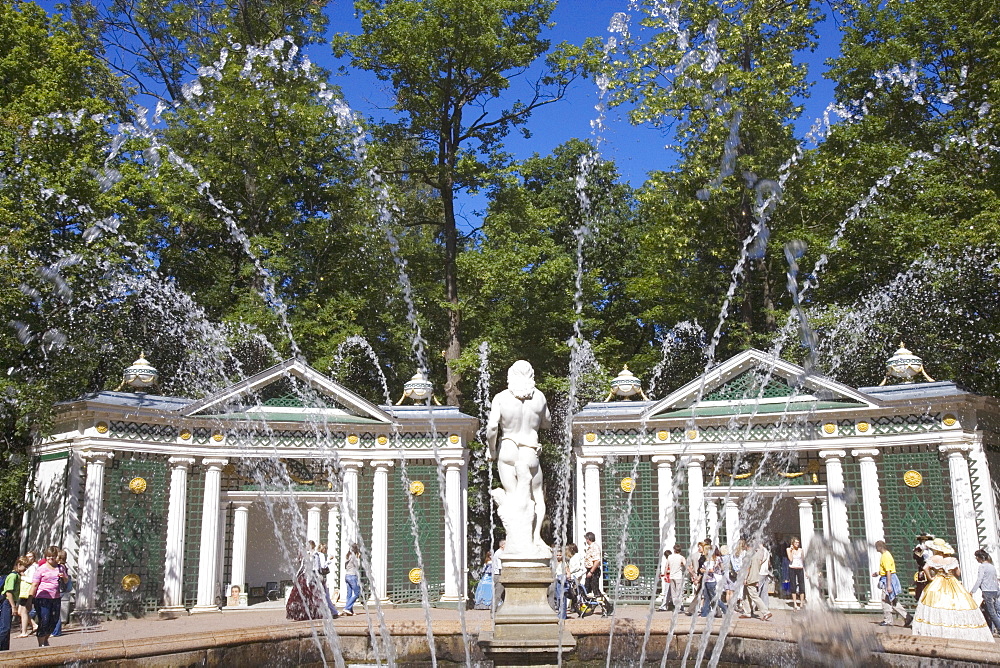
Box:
[449,434,460,444]
[822,423,836,434]
[408,568,422,584]
[409,480,425,496]
[585,433,597,443]
[903,470,923,487]
[943,414,958,427]
[179,428,192,441]
[656,430,668,441]
[620,477,636,493]
[95,422,109,434]
[857,422,870,433]
[686,429,698,441]
[211,431,224,442]
[347,434,359,445]
[128,477,147,494]
[623,564,640,581]
[122,573,141,592]
[377,435,388,445]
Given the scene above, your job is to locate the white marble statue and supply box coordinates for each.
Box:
[486,360,551,558]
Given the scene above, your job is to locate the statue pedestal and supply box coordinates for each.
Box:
[479,558,575,665]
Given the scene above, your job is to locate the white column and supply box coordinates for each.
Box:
[852,448,885,605]
[685,455,707,546]
[581,457,604,546]
[796,496,818,605]
[821,497,833,603]
[327,504,340,592]
[160,456,195,616]
[307,504,322,547]
[73,450,113,625]
[707,497,720,544]
[229,503,250,606]
[339,460,363,602]
[724,498,741,547]
[820,450,858,605]
[191,457,228,614]
[968,440,1000,556]
[370,459,393,602]
[652,456,676,552]
[442,458,465,603]
[574,455,585,546]
[941,444,980,587]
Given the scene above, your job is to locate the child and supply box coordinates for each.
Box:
[1,558,26,651]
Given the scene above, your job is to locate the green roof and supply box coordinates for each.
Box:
[654,400,865,418]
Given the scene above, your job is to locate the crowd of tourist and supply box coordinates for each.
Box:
[1,545,72,651]
[643,532,1000,643]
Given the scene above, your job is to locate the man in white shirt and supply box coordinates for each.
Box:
[659,544,688,613]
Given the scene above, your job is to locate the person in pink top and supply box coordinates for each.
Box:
[28,546,65,647]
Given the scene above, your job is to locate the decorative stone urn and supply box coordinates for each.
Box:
[605,364,650,401]
[119,352,159,391]
[879,343,934,385]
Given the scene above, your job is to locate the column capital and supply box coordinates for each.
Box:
[819,449,847,461]
[939,443,973,456]
[794,496,815,507]
[724,497,740,508]
[579,456,604,470]
[651,455,676,466]
[201,457,228,470]
[370,459,395,470]
[168,456,197,468]
[80,449,114,464]
[682,454,707,465]
[440,458,465,471]
[850,448,880,460]
[341,459,365,472]
[233,502,251,512]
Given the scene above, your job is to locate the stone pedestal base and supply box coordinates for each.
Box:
[479,558,575,665]
[157,605,187,619]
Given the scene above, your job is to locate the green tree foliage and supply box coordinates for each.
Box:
[71,0,329,103]
[332,0,593,404]
[607,0,821,350]
[0,0,128,523]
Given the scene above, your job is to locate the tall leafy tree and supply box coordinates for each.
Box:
[333,0,592,404]
[607,0,821,349]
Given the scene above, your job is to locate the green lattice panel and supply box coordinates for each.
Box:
[387,463,444,603]
[355,463,374,596]
[97,453,169,618]
[600,458,659,602]
[675,479,690,552]
[182,466,205,608]
[881,449,955,607]
[841,459,869,603]
[872,414,941,436]
[704,370,795,402]
[110,421,177,442]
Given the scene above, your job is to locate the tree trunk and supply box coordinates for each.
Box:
[442,176,463,406]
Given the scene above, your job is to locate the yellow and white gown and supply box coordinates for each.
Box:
[912,556,994,643]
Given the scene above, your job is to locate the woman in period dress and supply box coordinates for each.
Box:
[474,552,494,610]
[911,538,994,643]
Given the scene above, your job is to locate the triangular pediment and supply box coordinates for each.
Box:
[642,349,881,419]
[182,358,392,424]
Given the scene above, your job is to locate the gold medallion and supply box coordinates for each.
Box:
[122,574,141,592]
[623,564,640,581]
[408,568,422,584]
[620,477,636,493]
[903,470,923,487]
[128,477,147,494]
[409,480,425,496]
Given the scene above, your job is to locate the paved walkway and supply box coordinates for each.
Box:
[6,599,969,659]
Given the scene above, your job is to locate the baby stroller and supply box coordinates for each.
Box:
[576,584,613,618]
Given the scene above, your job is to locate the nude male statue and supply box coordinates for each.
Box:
[487,360,551,555]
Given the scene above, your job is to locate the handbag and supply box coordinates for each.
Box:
[319,566,330,576]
